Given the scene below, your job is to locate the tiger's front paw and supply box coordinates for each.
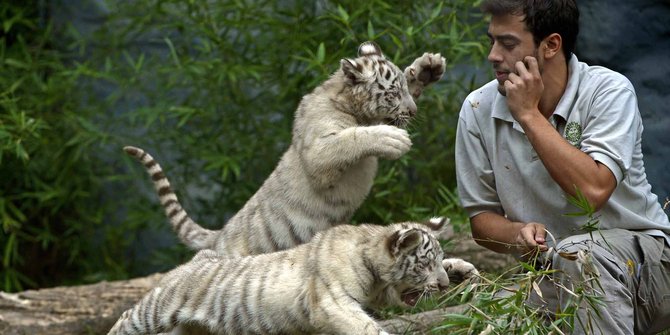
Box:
[404,53,447,98]
[367,125,412,160]
[442,258,479,284]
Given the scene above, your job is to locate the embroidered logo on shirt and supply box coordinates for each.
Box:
[564,121,582,148]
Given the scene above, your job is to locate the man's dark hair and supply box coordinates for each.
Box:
[481,0,579,61]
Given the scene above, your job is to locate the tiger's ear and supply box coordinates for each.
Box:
[387,229,422,257]
[341,58,363,85]
[358,41,383,57]
[426,217,448,231]
[425,217,453,241]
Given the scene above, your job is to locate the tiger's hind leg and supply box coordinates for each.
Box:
[107,289,174,335]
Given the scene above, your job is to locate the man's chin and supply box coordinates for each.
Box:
[497,83,507,96]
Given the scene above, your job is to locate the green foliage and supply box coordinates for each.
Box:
[434,261,605,335]
[0,1,115,291]
[421,191,608,335]
[1,0,490,292]
[565,186,601,238]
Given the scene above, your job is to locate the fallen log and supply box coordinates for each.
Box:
[0,274,163,335]
[379,305,469,334]
[0,233,514,334]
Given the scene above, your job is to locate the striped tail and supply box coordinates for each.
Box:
[124,146,215,250]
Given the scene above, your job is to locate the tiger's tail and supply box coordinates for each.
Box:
[124,146,215,250]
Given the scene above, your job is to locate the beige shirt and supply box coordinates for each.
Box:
[456,54,670,245]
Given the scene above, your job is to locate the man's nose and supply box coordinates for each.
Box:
[487,44,503,64]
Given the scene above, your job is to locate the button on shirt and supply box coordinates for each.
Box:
[456,54,670,245]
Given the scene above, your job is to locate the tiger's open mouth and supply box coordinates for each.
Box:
[401,290,423,307]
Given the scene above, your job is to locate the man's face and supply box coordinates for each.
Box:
[487,14,542,95]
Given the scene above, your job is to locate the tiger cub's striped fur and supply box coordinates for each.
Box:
[124,41,446,256]
[108,218,478,335]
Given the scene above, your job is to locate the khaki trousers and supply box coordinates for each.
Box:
[530,229,670,334]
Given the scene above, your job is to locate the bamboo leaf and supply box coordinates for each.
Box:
[164,37,182,68]
[316,42,325,63]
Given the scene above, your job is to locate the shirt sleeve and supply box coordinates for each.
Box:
[455,99,504,218]
[580,81,640,184]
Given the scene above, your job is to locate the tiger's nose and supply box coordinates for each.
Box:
[437,269,450,290]
[408,100,417,118]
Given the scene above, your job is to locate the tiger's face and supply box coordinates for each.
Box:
[341,42,417,128]
[385,227,450,307]
[367,59,416,128]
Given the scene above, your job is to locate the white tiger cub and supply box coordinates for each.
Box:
[124,41,446,257]
[108,218,478,335]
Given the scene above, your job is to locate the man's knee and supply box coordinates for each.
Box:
[552,234,623,282]
[548,230,651,290]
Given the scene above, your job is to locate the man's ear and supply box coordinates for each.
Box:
[542,33,562,59]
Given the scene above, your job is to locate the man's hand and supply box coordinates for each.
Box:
[515,222,548,255]
[504,56,544,122]
[470,212,549,256]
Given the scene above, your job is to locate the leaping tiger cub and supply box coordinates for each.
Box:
[108,218,478,335]
[124,41,446,257]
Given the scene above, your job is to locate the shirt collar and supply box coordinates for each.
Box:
[553,54,580,121]
[491,54,580,132]
[492,95,525,132]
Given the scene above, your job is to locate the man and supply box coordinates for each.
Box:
[455,0,670,333]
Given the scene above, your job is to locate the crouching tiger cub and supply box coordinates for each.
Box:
[108,218,478,335]
[125,41,446,257]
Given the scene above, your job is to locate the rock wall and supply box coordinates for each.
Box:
[577,0,670,206]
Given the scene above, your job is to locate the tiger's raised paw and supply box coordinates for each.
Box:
[368,125,412,160]
[404,52,447,98]
[442,258,479,284]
